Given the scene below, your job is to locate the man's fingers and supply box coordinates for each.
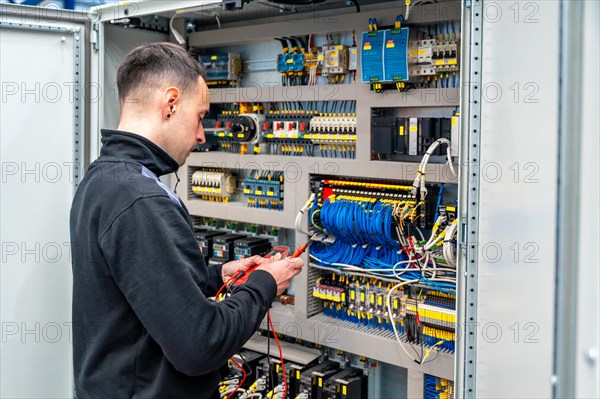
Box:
[286,256,304,265]
[287,258,305,269]
[240,255,262,268]
[246,255,262,263]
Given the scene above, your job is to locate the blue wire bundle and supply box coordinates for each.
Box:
[311,196,403,269]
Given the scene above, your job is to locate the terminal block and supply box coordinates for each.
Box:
[243,170,284,210]
[191,169,236,202]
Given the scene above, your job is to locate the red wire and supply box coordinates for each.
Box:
[407,236,416,252]
[226,357,247,399]
[218,274,288,398]
[215,269,247,399]
[267,310,287,399]
[218,273,247,399]
[215,270,242,300]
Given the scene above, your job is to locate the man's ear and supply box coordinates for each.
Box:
[163,87,180,120]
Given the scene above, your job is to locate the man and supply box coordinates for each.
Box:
[70,42,304,398]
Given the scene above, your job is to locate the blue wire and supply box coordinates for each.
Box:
[311,196,456,294]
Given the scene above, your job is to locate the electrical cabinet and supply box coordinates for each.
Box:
[103,3,458,397]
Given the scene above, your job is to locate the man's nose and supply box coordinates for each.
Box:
[197,125,206,144]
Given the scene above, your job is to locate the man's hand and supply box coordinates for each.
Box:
[221,255,267,283]
[256,254,305,295]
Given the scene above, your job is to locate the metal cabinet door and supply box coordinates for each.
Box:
[1,5,92,397]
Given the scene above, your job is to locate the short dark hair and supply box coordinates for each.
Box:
[117,42,206,102]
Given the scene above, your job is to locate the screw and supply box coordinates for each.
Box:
[585,347,598,364]
[61,36,66,42]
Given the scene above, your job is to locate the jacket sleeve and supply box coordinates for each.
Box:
[205,262,225,297]
[99,195,277,376]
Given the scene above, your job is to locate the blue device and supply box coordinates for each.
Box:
[383,27,410,82]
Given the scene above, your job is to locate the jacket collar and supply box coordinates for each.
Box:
[99,129,179,177]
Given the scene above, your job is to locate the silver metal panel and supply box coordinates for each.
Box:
[406,369,425,399]
[185,152,458,183]
[89,20,103,160]
[457,0,482,396]
[555,0,600,397]
[475,1,560,397]
[0,16,86,398]
[454,0,471,395]
[370,364,408,398]
[209,84,359,104]
[574,1,599,395]
[185,199,297,229]
[554,1,584,396]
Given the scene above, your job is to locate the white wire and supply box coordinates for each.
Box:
[424,235,444,252]
[430,254,437,279]
[414,226,426,241]
[295,193,315,236]
[170,6,223,45]
[386,279,420,362]
[392,254,456,284]
[423,216,445,249]
[442,222,458,268]
[422,340,444,363]
[220,387,246,397]
[169,12,186,45]
[309,252,411,272]
[310,253,456,282]
[405,0,428,21]
[394,253,426,280]
[412,138,457,197]
[220,379,239,387]
[267,385,284,399]
[309,259,401,283]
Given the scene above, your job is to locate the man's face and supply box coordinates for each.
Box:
[169,77,210,166]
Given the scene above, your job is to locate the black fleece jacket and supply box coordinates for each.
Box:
[70,130,277,398]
